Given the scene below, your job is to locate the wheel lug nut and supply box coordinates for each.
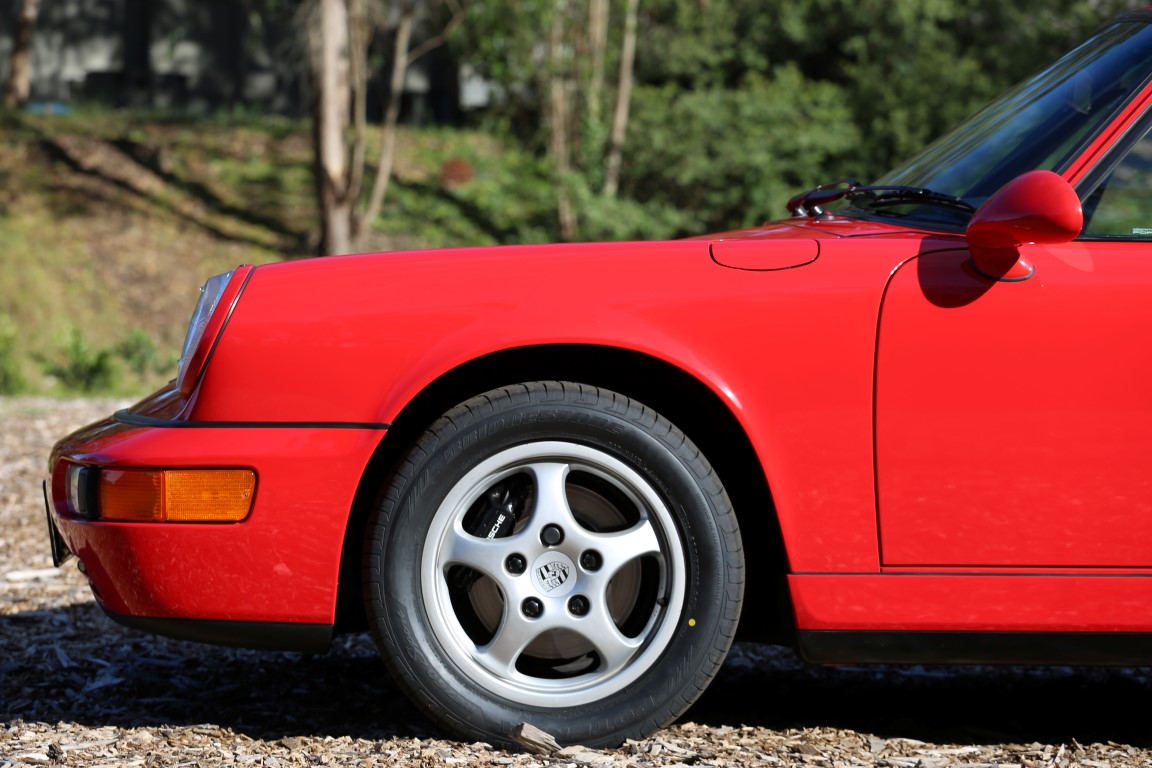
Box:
[505,554,527,574]
[541,524,564,546]
[522,597,543,618]
[580,550,601,571]
[568,595,589,616]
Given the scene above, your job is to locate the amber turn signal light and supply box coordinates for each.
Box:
[98,469,255,522]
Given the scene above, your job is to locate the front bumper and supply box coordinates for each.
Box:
[46,389,386,643]
[43,480,72,567]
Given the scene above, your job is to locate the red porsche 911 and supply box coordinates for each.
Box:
[45,10,1152,748]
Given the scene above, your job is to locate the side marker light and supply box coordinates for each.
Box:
[98,469,255,522]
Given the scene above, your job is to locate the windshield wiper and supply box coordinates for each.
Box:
[787,180,976,217]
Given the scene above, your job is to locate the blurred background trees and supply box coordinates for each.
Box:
[0,0,1136,393]
[1,0,1132,249]
[451,0,1131,237]
[2,0,40,107]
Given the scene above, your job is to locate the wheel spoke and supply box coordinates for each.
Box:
[580,606,643,673]
[573,517,662,578]
[439,524,530,576]
[475,605,562,676]
[527,461,578,526]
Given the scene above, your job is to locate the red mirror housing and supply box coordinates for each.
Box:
[966,170,1083,280]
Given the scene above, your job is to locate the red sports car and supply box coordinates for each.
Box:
[45,10,1152,748]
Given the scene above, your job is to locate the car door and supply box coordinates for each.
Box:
[874,130,1152,569]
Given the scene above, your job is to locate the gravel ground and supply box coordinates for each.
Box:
[4,396,1152,767]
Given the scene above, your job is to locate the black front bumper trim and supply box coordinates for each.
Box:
[104,609,334,653]
[114,410,389,430]
[43,480,73,567]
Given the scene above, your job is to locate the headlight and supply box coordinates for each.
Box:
[65,463,98,520]
[176,267,252,397]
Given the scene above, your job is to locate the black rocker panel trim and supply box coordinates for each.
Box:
[115,409,389,430]
[105,609,333,653]
[799,630,1152,666]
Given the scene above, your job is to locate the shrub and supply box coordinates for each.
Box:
[43,328,117,393]
[0,315,23,394]
[117,330,160,378]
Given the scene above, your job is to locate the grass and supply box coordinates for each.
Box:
[0,105,565,396]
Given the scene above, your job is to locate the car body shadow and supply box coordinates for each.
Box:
[4,603,1150,747]
[1,602,421,741]
[688,643,1152,747]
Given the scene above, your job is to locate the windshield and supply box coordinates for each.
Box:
[853,16,1152,229]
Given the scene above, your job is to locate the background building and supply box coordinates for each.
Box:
[0,0,481,118]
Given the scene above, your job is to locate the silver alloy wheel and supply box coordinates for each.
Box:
[420,440,686,707]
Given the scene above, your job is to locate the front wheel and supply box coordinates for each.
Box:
[362,382,744,747]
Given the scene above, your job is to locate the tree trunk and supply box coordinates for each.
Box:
[346,0,370,218]
[3,0,42,109]
[308,0,461,255]
[587,0,609,125]
[604,0,639,198]
[353,0,415,251]
[549,1,578,241]
[315,0,353,255]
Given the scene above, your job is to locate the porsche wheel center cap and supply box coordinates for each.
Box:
[530,552,576,598]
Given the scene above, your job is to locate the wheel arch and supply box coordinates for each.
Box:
[334,344,795,644]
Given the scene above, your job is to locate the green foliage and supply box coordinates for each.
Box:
[374,133,564,246]
[0,316,24,395]
[625,68,861,232]
[372,132,691,245]
[43,329,117,394]
[632,0,1132,187]
[36,328,175,394]
[634,0,777,89]
[571,192,689,243]
[116,330,162,379]
[458,0,1130,236]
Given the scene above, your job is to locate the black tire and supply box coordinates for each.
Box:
[362,381,744,747]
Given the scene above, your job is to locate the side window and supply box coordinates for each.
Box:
[1081,127,1152,239]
